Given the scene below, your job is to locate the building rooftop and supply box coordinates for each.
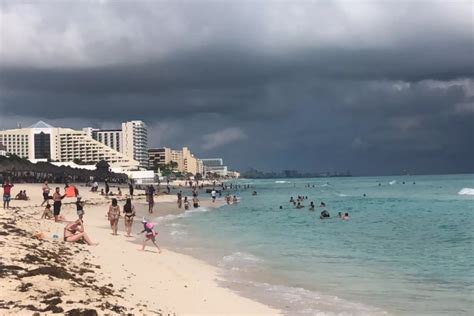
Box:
[29,121,54,129]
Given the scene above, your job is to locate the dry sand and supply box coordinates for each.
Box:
[0,183,280,315]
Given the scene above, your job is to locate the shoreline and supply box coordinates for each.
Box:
[0,183,280,315]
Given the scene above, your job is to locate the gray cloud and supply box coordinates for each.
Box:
[0,0,473,175]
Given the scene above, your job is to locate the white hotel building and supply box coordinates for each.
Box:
[0,121,139,169]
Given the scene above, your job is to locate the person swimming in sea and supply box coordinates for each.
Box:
[337,212,342,218]
[320,210,330,219]
[342,212,350,220]
[309,202,315,211]
[289,197,294,203]
[296,202,304,209]
[320,202,326,207]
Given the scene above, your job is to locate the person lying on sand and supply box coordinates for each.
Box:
[63,219,97,245]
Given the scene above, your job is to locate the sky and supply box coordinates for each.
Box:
[0,0,473,175]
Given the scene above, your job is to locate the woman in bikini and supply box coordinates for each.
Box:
[107,198,120,235]
[122,198,135,237]
[63,219,97,245]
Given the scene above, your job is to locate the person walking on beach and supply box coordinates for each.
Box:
[76,196,85,221]
[148,185,155,213]
[41,180,51,206]
[140,221,162,253]
[123,198,135,237]
[2,180,14,209]
[52,187,66,222]
[105,180,110,197]
[128,182,134,199]
[211,189,216,202]
[107,198,120,235]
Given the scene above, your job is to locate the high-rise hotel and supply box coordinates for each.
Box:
[0,121,139,169]
[83,120,148,167]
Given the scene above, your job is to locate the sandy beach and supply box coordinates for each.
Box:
[0,183,280,315]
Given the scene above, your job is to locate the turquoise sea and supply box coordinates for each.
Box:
[156,174,474,315]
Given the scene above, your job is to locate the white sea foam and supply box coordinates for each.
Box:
[458,188,474,195]
[275,180,288,184]
[389,180,396,185]
[222,252,263,267]
[239,281,389,316]
[170,230,187,236]
[155,207,212,222]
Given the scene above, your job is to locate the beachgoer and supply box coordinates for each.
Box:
[226,194,231,205]
[52,187,66,222]
[2,180,14,209]
[123,198,135,237]
[320,210,330,219]
[290,197,294,203]
[296,202,304,209]
[117,187,122,197]
[279,205,283,209]
[192,196,200,208]
[140,221,162,253]
[41,181,51,206]
[76,196,85,220]
[129,182,134,198]
[63,219,97,245]
[177,191,183,208]
[309,202,315,211]
[342,212,350,220]
[148,185,155,213]
[320,202,326,207]
[100,188,105,196]
[41,204,53,220]
[105,180,110,196]
[211,189,216,202]
[184,196,190,210]
[107,198,120,235]
[252,191,257,196]
[337,212,342,218]
[232,195,238,204]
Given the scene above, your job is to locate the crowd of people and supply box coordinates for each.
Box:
[287,195,350,220]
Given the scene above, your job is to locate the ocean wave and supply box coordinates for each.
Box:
[155,207,213,222]
[241,281,388,316]
[389,180,396,185]
[458,188,474,196]
[275,180,289,184]
[222,252,263,266]
[169,230,187,236]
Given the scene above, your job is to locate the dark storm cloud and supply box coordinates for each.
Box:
[0,0,473,175]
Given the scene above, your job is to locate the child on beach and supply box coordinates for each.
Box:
[76,196,85,221]
[41,204,54,220]
[140,220,162,253]
[107,198,120,235]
